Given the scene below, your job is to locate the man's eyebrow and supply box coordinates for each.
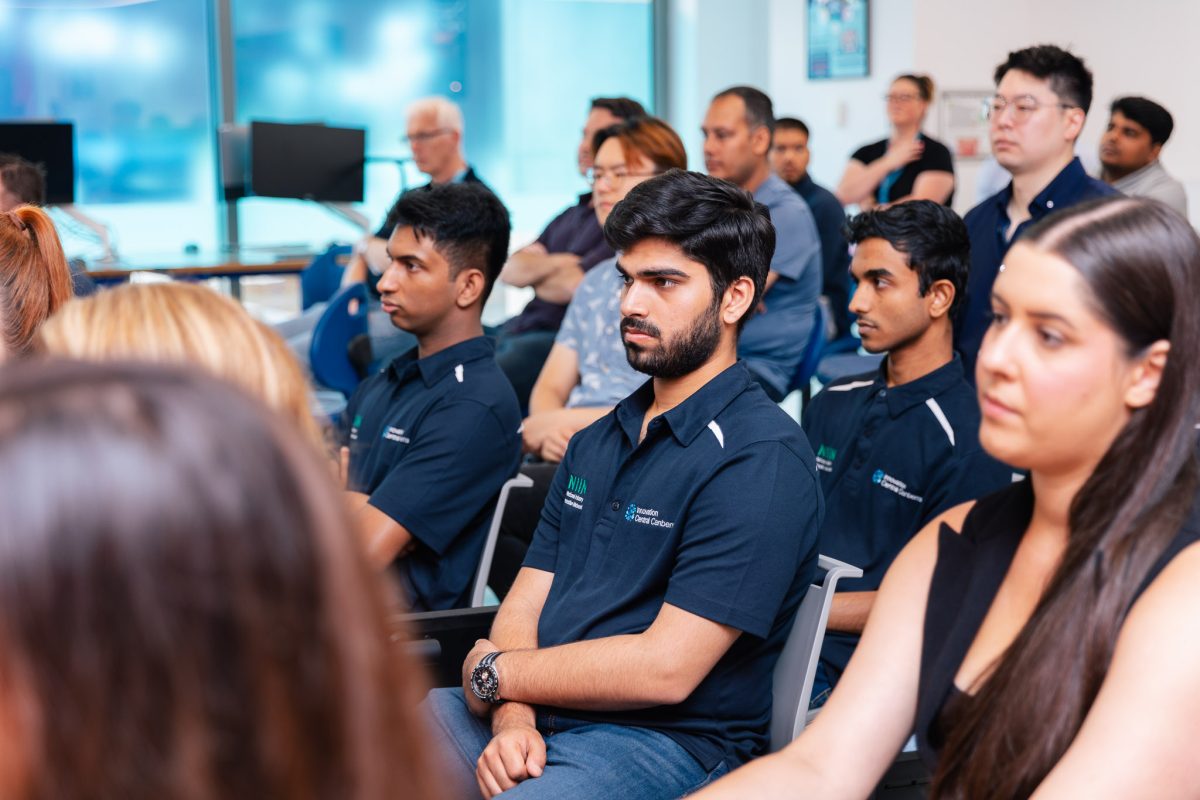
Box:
[862,267,895,281]
[631,266,691,279]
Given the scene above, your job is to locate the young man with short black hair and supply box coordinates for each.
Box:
[956,44,1116,379]
[1099,95,1187,216]
[425,169,822,799]
[341,181,521,611]
[771,116,852,340]
[803,200,1013,702]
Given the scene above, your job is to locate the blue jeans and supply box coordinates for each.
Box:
[423,688,728,799]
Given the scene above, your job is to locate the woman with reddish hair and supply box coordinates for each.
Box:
[0,205,72,358]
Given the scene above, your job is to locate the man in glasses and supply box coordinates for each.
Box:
[496,97,645,412]
[955,45,1115,380]
[703,86,823,402]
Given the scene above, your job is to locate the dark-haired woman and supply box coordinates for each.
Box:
[693,196,1200,798]
[0,361,443,800]
[835,74,955,209]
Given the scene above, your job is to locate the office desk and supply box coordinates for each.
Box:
[86,252,313,299]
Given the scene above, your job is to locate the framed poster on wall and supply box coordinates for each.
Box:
[807,0,869,80]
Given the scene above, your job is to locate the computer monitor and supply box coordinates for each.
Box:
[0,121,75,205]
[248,121,366,203]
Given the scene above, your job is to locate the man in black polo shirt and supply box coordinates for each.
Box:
[340,182,521,611]
[957,45,1115,380]
[803,201,1013,702]
[425,170,822,799]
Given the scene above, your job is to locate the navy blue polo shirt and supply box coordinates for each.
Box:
[522,362,823,770]
[340,337,521,610]
[956,157,1116,380]
[801,355,1015,685]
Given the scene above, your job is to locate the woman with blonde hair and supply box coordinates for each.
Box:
[38,281,326,450]
[0,205,73,358]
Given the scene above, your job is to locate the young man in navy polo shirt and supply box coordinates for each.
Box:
[804,201,1013,702]
[340,182,521,611]
[956,45,1115,379]
[425,170,823,799]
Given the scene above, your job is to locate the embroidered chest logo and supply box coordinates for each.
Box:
[624,502,676,529]
[564,474,587,510]
[871,469,923,503]
[349,414,363,442]
[816,444,837,473]
[383,426,410,444]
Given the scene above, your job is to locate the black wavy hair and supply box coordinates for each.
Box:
[388,182,511,304]
[844,200,971,321]
[603,169,775,331]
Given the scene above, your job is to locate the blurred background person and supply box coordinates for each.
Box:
[0,359,443,800]
[836,74,955,209]
[0,205,72,360]
[38,281,326,452]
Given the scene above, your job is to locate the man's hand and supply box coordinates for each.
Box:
[476,720,546,798]
[539,425,573,463]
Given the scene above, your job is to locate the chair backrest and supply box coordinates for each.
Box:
[769,554,864,752]
[310,282,369,397]
[301,243,352,310]
[788,302,829,395]
[470,472,536,607]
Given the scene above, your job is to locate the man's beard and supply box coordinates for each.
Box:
[621,300,722,379]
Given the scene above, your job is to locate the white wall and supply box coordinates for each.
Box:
[766,0,915,191]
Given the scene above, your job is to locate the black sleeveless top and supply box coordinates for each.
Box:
[914,479,1200,770]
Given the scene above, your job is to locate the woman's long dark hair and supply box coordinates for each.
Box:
[933,197,1200,798]
[0,360,443,800]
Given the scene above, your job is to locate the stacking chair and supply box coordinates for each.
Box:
[470,472,536,608]
[310,282,369,398]
[769,554,864,752]
[300,243,352,310]
[785,303,829,408]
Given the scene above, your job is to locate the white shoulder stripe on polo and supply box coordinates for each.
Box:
[925,398,955,447]
[827,379,875,392]
[454,364,464,383]
[707,420,725,448]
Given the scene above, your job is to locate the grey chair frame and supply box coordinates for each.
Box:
[769,554,864,752]
[469,472,535,608]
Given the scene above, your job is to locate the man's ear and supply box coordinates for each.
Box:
[722,275,756,325]
[751,125,771,158]
[1125,339,1169,409]
[1063,107,1086,143]
[1149,141,1164,161]
[925,278,956,320]
[455,268,486,308]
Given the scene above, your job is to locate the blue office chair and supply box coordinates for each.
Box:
[787,303,828,405]
[301,243,352,310]
[310,282,369,398]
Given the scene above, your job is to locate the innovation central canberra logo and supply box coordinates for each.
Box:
[624,502,675,529]
[872,469,923,503]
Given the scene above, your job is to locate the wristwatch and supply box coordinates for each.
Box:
[470,651,503,704]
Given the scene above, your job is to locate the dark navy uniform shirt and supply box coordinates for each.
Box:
[802,355,1015,685]
[522,362,823,770]
[340,337,521,610]
[956,157,1116,380]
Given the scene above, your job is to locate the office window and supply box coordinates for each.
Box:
[234,0,655,248]
[0,0,218,257]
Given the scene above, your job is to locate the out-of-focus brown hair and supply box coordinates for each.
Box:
[0,205,72,357]
[0,359,444,800]
[37,281,326,451]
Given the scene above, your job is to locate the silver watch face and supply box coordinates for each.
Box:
[471,664,499,701]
